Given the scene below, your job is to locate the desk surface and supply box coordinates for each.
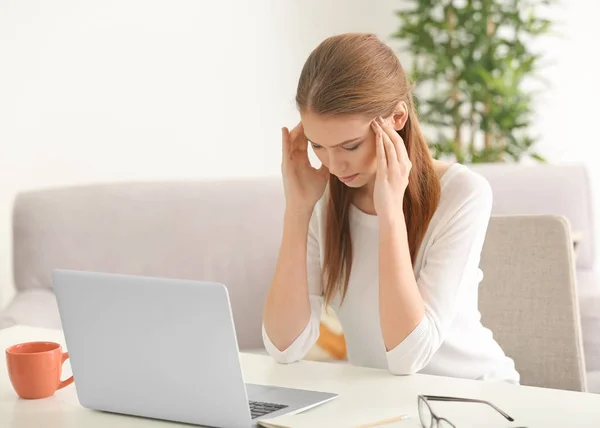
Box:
[1,326,600,428]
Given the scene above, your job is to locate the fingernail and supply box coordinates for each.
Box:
[378,116,384,123]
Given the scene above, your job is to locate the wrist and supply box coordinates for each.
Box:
[284,206,313,223]
[379,211,406,235]
[378,205,404,225]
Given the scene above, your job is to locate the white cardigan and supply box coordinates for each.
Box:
[262,163,520,384]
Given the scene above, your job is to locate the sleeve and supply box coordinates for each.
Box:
[385,177,493,375]
[261,205,325,364]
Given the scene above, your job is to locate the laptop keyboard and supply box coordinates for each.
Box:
[249,400,288,419]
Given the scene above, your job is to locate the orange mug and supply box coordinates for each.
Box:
[5,341,74,399]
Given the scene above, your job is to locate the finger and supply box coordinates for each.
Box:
[289,121,302,137]
[376,120,398,167]
[281,127,291,161]
[379,117,408,165]
[396,134,409,165]
[289,122,308,152]
[378,117,402,165]
[371,120,387,171]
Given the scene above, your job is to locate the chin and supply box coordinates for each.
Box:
[343,181,366,188]
[337,174,367,188]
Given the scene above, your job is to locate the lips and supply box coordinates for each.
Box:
[338,174,359,183]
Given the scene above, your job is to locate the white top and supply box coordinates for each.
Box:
[262,163,520,384]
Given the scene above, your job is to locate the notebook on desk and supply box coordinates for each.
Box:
[257,406,409,428]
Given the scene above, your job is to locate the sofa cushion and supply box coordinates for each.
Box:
[0,289,62,330]
[469,164,596,270]
[10,179,286,349]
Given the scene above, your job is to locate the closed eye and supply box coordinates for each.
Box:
[310,141,362,151]
[343,143,361,151]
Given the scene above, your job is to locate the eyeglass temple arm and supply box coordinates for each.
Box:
[421,395,514,422]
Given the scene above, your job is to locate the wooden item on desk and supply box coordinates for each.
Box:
[257,412,409,428]
[305,306,347,362]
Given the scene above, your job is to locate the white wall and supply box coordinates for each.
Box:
[530,1,600,163]
[0,0,401,309]
[1,0,599,310]
[530,0,600,262]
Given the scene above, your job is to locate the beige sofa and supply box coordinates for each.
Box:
[1,178,286,351]
[0,164,597,390]
[470,163,600,380]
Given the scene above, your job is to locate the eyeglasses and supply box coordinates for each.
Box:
[418,395,515,428]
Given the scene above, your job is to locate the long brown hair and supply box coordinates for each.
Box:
[295,33,441,306]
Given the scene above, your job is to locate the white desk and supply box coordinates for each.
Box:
[1,326,600,428]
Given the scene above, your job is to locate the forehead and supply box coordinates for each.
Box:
[301,111,371,147]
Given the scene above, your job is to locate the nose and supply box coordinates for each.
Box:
[327,152,348,176]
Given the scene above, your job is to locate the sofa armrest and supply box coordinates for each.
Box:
[0,289,61,330]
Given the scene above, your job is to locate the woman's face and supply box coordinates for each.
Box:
[300,110,381,189]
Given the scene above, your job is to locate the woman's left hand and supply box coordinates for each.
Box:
[371,116,411,222]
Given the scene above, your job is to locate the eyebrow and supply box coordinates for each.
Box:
[304,135,363,148]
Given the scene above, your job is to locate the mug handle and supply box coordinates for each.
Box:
[58,352,74,390]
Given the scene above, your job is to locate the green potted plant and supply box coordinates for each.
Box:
[393,0,557,163]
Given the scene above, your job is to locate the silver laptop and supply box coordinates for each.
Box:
[52,269,337,428]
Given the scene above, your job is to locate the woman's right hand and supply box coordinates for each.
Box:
[281,122,329,215]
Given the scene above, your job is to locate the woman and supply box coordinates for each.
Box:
[262,33,519,383]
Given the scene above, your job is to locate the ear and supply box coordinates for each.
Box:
[388,101,409,131]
